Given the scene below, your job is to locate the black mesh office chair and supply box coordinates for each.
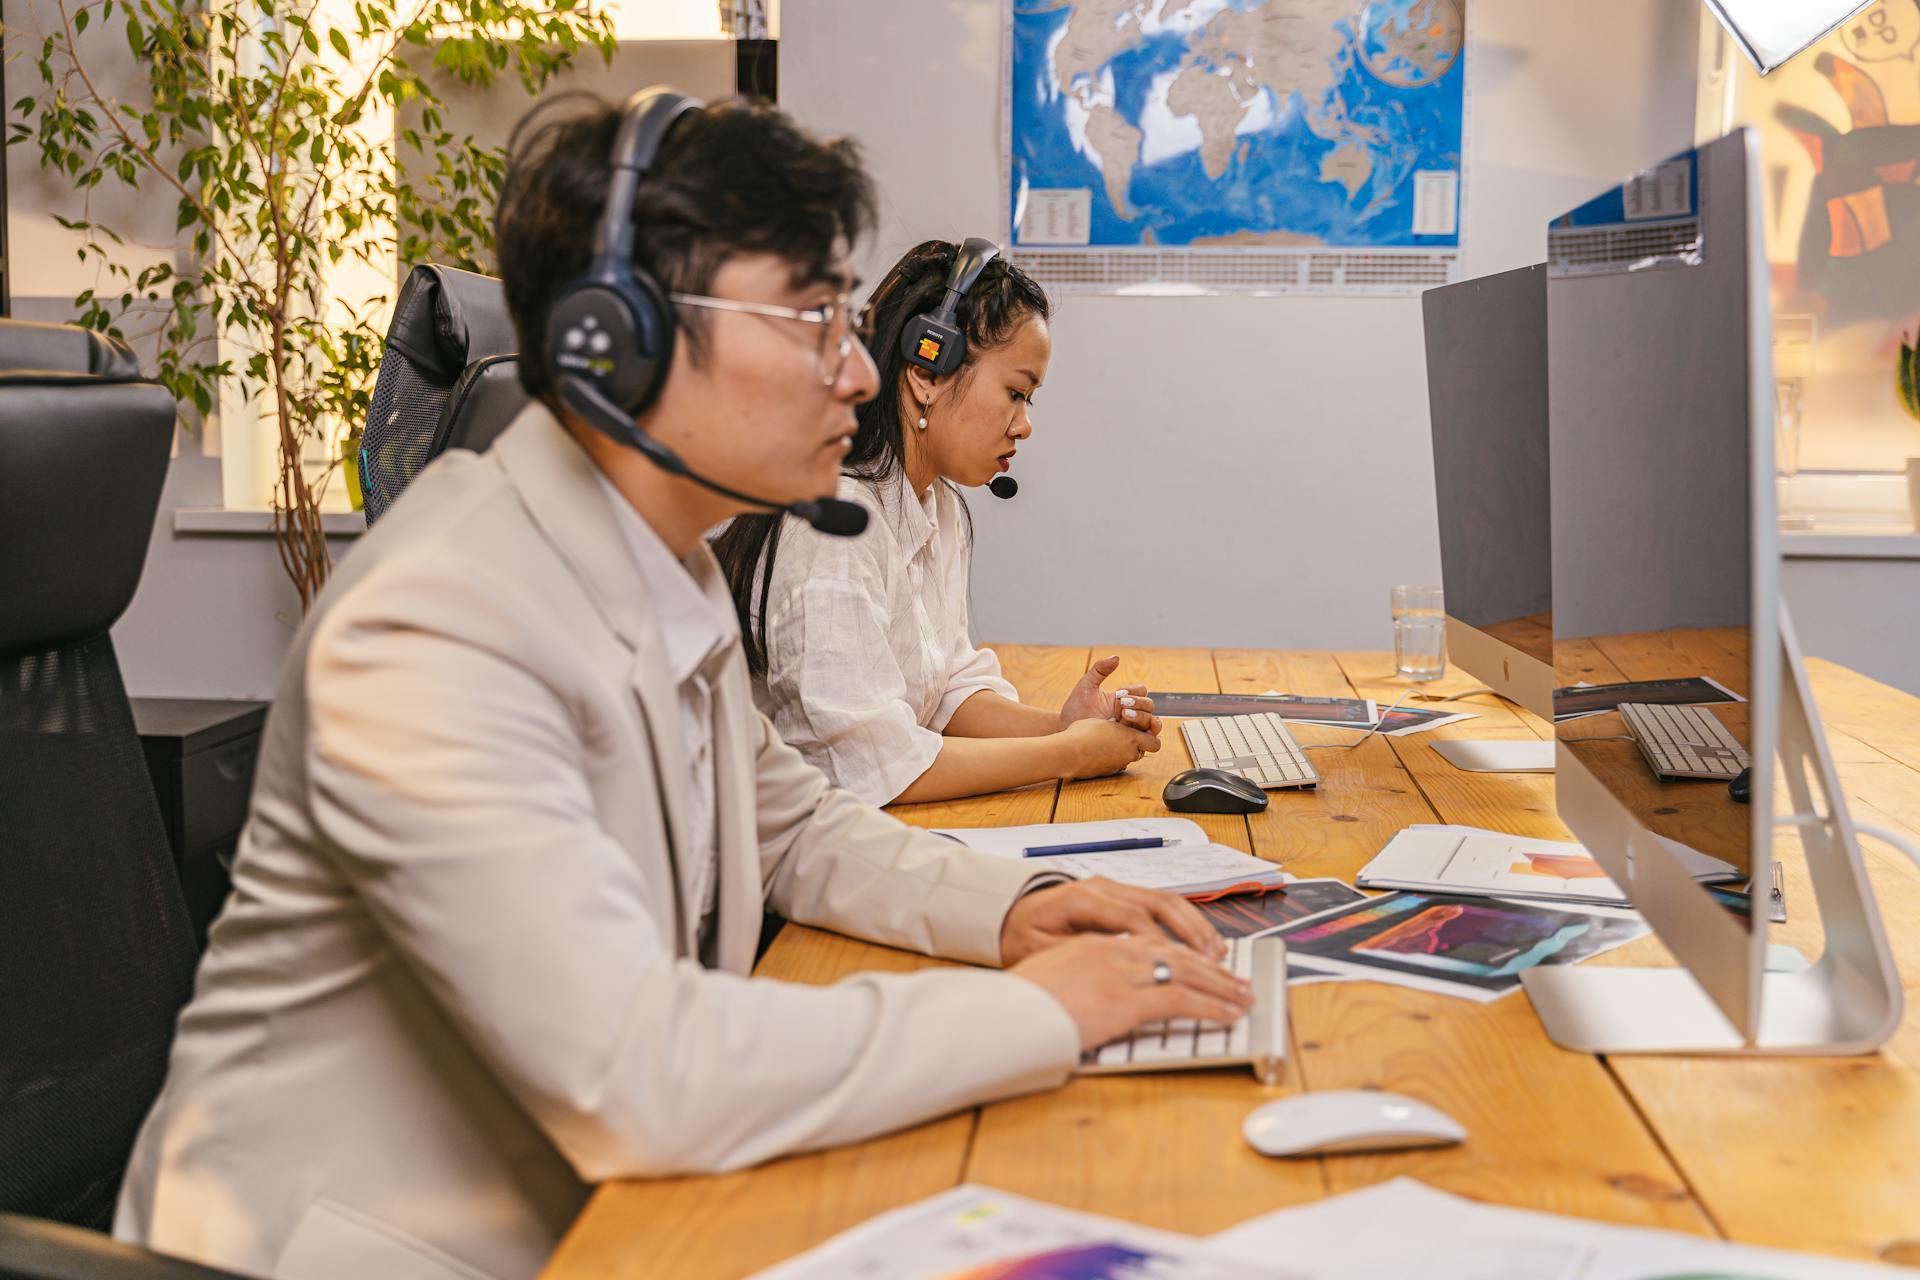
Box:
[439,351,527,456]
[0,1215,255,1279]
[360,264,524,521]
[0,332,200,1233]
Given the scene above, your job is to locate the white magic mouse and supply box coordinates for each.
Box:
[1241,1090,1466,1157]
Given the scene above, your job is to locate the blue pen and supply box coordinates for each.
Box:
[1022,836,1168,858]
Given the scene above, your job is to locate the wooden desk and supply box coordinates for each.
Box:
[542,646,1920,1279]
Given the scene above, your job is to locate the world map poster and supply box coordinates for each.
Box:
[1009,0,1468,262]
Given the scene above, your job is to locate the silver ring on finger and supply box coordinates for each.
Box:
[1152,960,1174,985]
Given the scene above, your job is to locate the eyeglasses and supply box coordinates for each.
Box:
[669,291,868,386]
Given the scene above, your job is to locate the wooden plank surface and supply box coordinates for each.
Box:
[1054,645,1248,849]
[1334,651,1565,841]
[964,648,1324,1228]
[1213,649,1435,882]
[1601,661,1920,1263]
[544,647,1920,1279]
[1288,653,1713,1230]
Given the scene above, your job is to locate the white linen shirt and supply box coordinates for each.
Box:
[752,471,1020,805]
[595,471,736,941]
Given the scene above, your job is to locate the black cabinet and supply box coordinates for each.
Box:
[130,698,268,946]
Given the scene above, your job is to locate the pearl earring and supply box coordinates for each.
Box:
[916,404,929,431]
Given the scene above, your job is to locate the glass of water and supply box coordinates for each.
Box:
[1392,585,1446,681]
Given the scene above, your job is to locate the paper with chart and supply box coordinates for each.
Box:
[749,1184,1289,1280]
[1204,1176,1909,1278]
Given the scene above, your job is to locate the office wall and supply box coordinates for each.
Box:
[1782,554,1920,698]
[780,0,1704,652]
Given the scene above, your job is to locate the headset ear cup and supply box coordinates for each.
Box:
[622,268,675,415]
[544,271,676,424]
[900,313,965,375]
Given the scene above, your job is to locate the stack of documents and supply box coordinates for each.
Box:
[753,1178,1906,1278]
[933,818,1288,897]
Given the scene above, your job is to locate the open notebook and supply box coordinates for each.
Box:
[930,818,1288,897]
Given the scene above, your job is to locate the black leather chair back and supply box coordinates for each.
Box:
[0,322,143,380]
[361,265,520,522]
[0,325,198,1230]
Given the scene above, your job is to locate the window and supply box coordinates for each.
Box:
[217,0,776,514]
[1701,1,1920,529]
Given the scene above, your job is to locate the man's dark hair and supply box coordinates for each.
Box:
[494,93,877,404]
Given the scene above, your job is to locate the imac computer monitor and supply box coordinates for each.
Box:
[1423,264,1553,724]
[1528,128,1899,1054]
[1539,129,1777,1045]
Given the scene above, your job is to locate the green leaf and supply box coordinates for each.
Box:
[328,27,350,58]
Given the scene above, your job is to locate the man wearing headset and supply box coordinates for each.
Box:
[112,93,1250,1280]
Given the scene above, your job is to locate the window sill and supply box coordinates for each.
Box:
[1778,472,1910,528]
[174,508,366,537]
[1781,530,1920,560]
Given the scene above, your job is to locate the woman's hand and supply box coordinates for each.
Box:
[1059,655,1160,736]
[1060,717,1159,778]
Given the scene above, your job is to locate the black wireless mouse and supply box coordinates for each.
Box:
[1728,766,1751,805]
[1162,767,1269,815]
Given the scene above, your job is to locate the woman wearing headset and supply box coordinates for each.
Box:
[712,239,1161,806]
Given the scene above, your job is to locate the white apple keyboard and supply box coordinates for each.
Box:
[1076,934,1288,1082]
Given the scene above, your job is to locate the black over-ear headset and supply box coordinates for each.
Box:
[899,237,1002,377]
[545,86,868,537]
[899,236,1021,500]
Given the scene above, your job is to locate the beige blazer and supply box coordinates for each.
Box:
[113,405,1078,1280]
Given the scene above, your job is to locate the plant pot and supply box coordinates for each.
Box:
[341,432,365,513]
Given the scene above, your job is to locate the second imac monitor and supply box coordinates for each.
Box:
[1423,264,1555,772]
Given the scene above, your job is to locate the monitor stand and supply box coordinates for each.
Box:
[1520,607,1903,1055]
[1432,739,1555,773]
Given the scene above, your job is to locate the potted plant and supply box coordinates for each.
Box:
[14,0,614,610]
[1900,328,1918,424]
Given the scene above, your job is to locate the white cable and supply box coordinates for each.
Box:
[1776,814,1920,873]
[1856,823,1920,874]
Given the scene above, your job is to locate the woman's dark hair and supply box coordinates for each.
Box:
[494,92,876,404]
[711,240,1051,676]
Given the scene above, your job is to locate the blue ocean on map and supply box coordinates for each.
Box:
[1010,0,1465,249]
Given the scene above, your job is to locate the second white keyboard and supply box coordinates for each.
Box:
[1180,712,1320,789]
[1620,701,1751,780]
